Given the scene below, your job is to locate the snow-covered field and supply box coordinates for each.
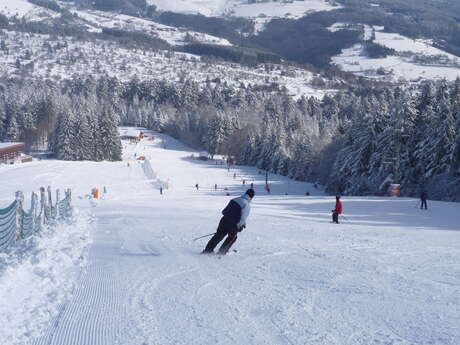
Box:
[0,0,58,19]
[147,0,230,16]
[231,0,340,32]
[72,9,232,46]
[1,129,460,345]
[147,0,340,32]
[332,26,460,82]
[232,0,339,18]
[333,44,460,82]
[374,31,457,59]
[147,0,339,17]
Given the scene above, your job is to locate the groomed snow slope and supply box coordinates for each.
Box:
[1,130,460,345]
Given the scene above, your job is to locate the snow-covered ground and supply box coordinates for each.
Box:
[230,0,340,33]
[374,31,457,59]
[1,129,460,345]
[332,26,460,82]
[0,1,231,47]
[333,44,460,82]
[0,30,332,99]
[148,0,339,17]
[147,0,340,32]
[0,0,58,19]
[71,9,232,46]
[147,0,230,16]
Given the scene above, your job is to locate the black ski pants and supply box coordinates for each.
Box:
[332,211,339,224]
[204,217,238,254]
[421,199,427,209]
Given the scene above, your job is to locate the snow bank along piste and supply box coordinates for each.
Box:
[0,186,73,252]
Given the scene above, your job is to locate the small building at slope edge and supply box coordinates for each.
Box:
[0,142,25,164]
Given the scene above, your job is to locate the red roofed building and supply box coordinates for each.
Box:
[0,142,25,164]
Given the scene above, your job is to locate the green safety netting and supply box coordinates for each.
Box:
[0,188,73,252]
[0,201,18,251]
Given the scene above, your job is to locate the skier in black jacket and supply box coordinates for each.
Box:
[202,189,255,255]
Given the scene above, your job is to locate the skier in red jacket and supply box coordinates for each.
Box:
[332,195,342,224]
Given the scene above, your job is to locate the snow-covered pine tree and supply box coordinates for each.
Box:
[99,104,122,161]
[0,103,6,140]
[55,109,76,160]
[74,112,92,160]
[428,81,456,175]
[205,113,228,158]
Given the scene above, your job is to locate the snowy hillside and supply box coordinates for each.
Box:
[0,1,231,46]
[0,0,58,19]
[0,30,333,99]
[147,0,339,18]
[71,9,232,46]
[148,0,340,33]
[230,0,341,32]
[332,25,460,82]
[1,130,460,345]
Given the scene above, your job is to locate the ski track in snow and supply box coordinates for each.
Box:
[1,128,460,345]
[34,215,127,345]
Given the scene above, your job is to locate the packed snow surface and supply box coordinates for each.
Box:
[1,129,460,345]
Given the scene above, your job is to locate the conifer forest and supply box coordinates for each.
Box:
[1,76,459,200]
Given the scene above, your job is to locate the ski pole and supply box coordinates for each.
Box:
[341,215,350,222]
[193,233,216,241]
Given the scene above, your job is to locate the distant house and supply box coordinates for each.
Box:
[119,129,143,143]
[0,142,25,164]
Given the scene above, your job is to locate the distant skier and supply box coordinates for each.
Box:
[215,184,218,190]
[250,183,254,189]
[242,179,246,185]
[202,188,255,255]
[332,195,342,224]
[233,173,236,179]
[420,191,428,210]
[195,183,199,190]
[160,186,163,195]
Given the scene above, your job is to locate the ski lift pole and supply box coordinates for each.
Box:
[193,232,216,242]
